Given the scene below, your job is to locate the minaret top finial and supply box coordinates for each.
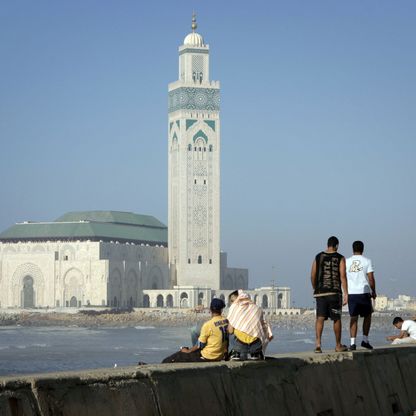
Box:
[191,12,197,32]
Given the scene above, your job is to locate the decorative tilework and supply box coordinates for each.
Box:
[172,132,178,141]
[193,130,208,143]
[169,122,174,131]
[176,120,180,128]
[186,119,197,130]
[204,120,215,131]
[168,87,220,113]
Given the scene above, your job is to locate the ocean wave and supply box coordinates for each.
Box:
[134,326,156,330]
[32,343,48,348]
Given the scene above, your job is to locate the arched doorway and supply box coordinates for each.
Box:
[278,293,283,309]
[166,294,174,308]
[253,294,258,305]
[157,294,164,307]
[22,276,35,308]
[262,294,268,309]
[198,292,204,306]
[70,296,78,307]
[113,296,118,308]
[143,295,150,308]
[180,292,188,308]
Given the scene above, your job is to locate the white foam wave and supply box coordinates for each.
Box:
[134,326,156,330]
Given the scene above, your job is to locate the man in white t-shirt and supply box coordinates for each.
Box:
[346,241,376,350]
[387,317,416,345]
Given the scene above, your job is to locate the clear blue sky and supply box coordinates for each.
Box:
[1,1,415,307]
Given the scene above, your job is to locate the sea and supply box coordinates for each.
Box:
[0,323,393,377]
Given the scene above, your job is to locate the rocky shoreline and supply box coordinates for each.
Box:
[0,308,412,331]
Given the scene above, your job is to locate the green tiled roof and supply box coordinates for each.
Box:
[0,211,167,245]
[55,211,166,228]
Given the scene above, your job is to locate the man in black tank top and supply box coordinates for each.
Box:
[311,236,348,353]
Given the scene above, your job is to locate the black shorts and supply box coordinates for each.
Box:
[316,294,342,321]
[348,294,373,317]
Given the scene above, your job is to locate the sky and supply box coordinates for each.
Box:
[1,1,415,307]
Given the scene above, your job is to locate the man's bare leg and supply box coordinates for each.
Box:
[363,314,371,336]
[350,316,358,338]
[334,319,343,350]
[315,317,325,348]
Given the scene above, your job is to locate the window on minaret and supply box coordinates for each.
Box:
[194,179,197,184]
[188,144,192,151]
[209,145,213,152]
[188,258,191,264]
[198,255,202,264]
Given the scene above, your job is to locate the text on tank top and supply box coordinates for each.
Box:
[315,251,343,294]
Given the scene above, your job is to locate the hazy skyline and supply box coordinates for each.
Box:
[1,1,415,306]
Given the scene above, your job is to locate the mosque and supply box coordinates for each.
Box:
[0,16,291,311]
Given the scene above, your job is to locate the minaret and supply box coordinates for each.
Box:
[168,14,221,289]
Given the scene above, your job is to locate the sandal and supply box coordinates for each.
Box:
[335,345,348,352]
[314,346,322,353]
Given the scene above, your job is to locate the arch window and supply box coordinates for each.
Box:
[143,295,150,308]
[180,292,189,308]
[198,255,202,264]
[157,295,164,308]
[198,292,204,306]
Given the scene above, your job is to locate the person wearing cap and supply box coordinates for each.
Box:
[161,298,229,363]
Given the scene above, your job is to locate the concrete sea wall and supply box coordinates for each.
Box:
[0,346,415,416]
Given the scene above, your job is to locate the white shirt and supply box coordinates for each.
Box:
[346,255,374,294]
[402,320,416,339]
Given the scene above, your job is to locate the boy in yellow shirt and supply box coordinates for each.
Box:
[161,298,228,363]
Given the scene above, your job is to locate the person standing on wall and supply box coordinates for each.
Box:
[311,236,348,353]
[346,240,376,350]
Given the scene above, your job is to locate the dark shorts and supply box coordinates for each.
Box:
[348,293,373,317]
[316,294,342,321]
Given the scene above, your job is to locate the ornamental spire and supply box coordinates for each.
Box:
[191,12,197,32]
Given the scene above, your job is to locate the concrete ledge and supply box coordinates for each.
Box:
[1,346,415,415]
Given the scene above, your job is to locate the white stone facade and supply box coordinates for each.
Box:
[0,241,168,308]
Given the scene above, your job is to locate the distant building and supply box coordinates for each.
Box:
[0,211,169,308]
[374,294,416,312]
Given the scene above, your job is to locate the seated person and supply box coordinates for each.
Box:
[161,298,229,363]
[227,290,273,361]
[386,316,416,345]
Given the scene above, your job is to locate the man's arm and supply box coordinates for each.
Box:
[367,272,376,298]
[386,330,408,341]
[180,344,201,353]
[311,260,317,290]
[340,257,348,306]
[227,324,234,334]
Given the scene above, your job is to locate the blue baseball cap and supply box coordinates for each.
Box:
[210,298,226,311]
